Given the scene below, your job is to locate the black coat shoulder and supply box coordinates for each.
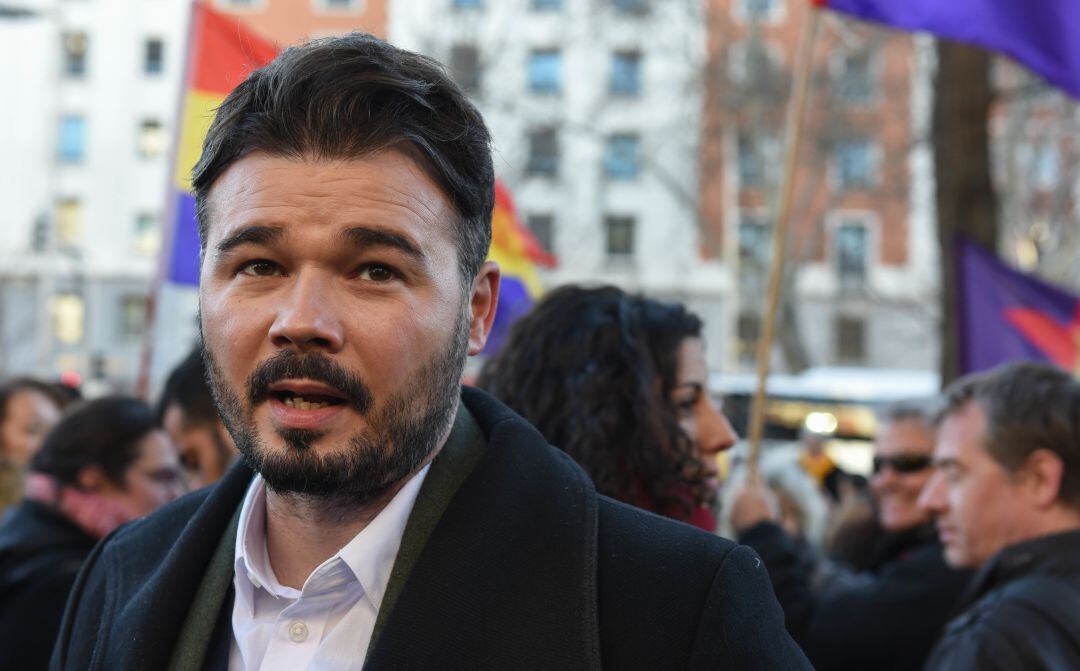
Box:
[597,499,808,670]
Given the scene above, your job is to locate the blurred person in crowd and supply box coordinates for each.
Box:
[0,378,64,516]
[478,284,737,531]
[158,348,238,489]
[0,396,183,670]
[798,426,855,503]
[728,400,972,671]
[920,362,1080,670]
[719,447,829,548]
[51,34,807,670]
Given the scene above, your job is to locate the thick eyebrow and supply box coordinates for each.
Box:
[215,226,284,256]
[341,226,425,263]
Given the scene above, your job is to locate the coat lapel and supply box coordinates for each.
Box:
[104,462,253,670]
[364,388,602,670]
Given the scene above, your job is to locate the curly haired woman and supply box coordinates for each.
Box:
[478,285,736,531]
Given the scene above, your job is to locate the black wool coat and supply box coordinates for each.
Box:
[0,500,97,671]
[52,388,810,670]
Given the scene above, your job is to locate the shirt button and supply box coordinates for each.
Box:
[289,621,309,643]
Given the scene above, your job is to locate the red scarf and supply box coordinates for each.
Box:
[23,472,139,539]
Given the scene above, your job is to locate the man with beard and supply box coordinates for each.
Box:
[50,33,808,670]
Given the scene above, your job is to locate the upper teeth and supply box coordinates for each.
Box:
[284,396,330,410]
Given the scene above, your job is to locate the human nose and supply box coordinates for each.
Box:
[916,471,945,515]
[268,271,345,353]
[698,399,738,456]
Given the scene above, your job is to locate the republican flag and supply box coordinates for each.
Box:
[165,3,278,285]
[814,0,1080,99]
[957,237,1080,375]
[485,181,557,354]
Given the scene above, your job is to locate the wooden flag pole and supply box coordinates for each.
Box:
[746,8,822,478]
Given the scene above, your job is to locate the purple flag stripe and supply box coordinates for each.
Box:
[485,276,533,356]
[825,0,1080,98]
[957,238,1079,374]
[168,191,201,285]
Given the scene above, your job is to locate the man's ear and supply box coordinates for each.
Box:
[1022,448,1066,508]
[466,261,500,356]
[76,464,114,493]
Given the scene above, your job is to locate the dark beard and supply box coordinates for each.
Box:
[201,311,469,508]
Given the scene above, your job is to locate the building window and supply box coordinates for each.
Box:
[603,134,640,180]
[138,119,167,159]
[835,138,875,189]
[526,213,555,254]
[134,212,161,257]
[738,134,779,188]
[532,0,562,8]
[528,49,561,94]
[1031,141,1061,191]
[119,295,149,341]
[737,310,761,364]
[835,315,866,362]
[58,115,86,163]
[452,0,482,8]
[735,0,784,23]
[144,38,164,75]
[62,32,88,77]
[526,128,558,176]
[738,216,770,275]
[838,50,874,102]
[610,51,642,96]
[50,294,85,346]
[450,44,481,95]
[55,198,83,249]
[605,216,635,260]
[835,221,868,288]
[613,0,647,13]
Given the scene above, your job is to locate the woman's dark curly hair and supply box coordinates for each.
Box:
[477,285,711,520]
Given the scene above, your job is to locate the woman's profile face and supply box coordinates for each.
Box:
[0,389,62,466]
[671,337,737,494]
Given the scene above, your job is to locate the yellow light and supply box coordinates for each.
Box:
[804,411,838,435]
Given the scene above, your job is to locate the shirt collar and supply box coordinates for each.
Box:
[233,463,431,615]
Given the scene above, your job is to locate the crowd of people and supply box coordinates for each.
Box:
[1,30,1078,670]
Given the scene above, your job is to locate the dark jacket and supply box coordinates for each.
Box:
[0,500,97,671]
[740,521,971,671]
[52,388,810,670]
[924,529,1080,671]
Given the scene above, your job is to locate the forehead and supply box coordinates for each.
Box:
[936,401,988,460]
[876,417,934,456]
[676,337,707,383]
[134,431,176,464]
[203,151,457,252]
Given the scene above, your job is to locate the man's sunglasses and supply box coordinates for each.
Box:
[872,454,932,475]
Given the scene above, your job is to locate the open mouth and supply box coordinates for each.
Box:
[271,390,346,411]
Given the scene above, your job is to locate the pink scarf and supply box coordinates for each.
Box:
[23,472,139,539]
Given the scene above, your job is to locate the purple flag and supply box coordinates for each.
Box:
[817,0,1080,99]
[957,238,1080,375]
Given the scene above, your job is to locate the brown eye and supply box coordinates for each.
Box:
[240,260,281,277]
[358,264,396,282]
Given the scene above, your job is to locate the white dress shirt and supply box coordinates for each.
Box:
[229,464,430,670]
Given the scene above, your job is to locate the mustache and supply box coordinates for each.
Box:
[246,350,373,414]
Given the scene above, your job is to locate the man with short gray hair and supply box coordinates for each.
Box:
[920,361,1080,670]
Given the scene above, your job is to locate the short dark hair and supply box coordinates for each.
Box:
[192,32,494,284]
[477,285,709,519]
[31,397,158,487]
[157,348,219,427]
[941,362,1080,508]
